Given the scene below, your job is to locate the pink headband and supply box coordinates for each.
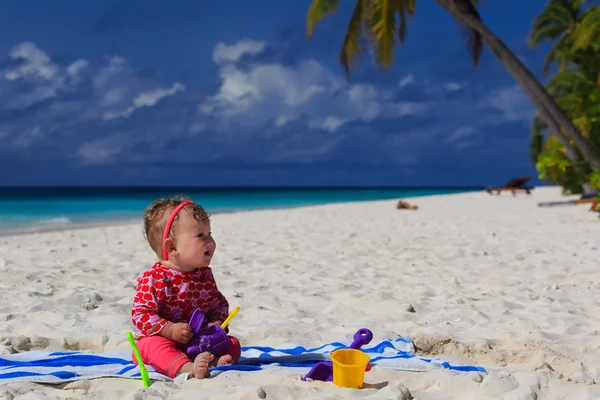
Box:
[162,200,194,260]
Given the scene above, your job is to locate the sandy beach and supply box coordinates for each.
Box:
[1,186,599,399]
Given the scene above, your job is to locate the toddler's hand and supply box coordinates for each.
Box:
[208,320,228,333]
[169,322,194,344]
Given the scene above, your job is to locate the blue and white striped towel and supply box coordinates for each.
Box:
[0,337,485,384]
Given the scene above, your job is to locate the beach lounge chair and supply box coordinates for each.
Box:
[537,196,598,208]
[486,177,534,196]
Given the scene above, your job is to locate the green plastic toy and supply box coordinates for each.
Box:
[127,332,151,388]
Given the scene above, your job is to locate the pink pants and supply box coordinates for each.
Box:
[133,335,241,378]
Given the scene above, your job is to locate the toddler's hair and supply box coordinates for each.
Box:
[143,194,211,258]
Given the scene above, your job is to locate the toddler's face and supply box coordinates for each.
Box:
[171,210,216,271]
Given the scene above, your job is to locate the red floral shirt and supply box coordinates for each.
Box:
[131,262,229,338]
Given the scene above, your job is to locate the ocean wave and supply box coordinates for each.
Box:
[40,216,73,225]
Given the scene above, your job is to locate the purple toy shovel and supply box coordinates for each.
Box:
[185,308,230,359]
[303,328,373,382]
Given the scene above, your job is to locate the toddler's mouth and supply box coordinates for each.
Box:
[204,250,212,257]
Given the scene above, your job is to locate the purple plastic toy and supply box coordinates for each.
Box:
[303,328,373,382]
[185,308,230,359]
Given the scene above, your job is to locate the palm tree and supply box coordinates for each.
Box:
[305,0,600,170]
[528,0,600,192]
[529,0,592,73]
[571,3,600,56]
[529,68,599,192]
[547,70,599,125]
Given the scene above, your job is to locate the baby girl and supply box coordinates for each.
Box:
[131,196,240,379]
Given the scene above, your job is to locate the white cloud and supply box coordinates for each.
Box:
[12,86,58,109]
[0,42,97,112]
[267,137,341,163]
[189,123,206,135]
[1,42,70,109]
[455,141,475,149]
[483,85,536,122]
[77,137,125,164]
[399,74,415,88]
[0,41,192,161]
[319,117,346,132]
[102,88,125,106]
[66,59,89,76]
[446,126,477,144]
[5,42,57,81]
[103,82,185,120]
[75,133,141,164]
[444,82,461,91]
[134,83,186,107]
[12,126,44,148]
[0,38,539,169]
[390,102,428,117]
[200,41,429,132]
[275,116,289,126]
[213,39,267,64]
[92,56,127,89]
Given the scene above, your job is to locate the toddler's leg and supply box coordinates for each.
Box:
[190,352,214,378]
[134,336,192,379]
[227,336,241,363]
[214,336,242,367]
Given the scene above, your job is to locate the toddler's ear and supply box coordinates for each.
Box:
[163,237,177,257]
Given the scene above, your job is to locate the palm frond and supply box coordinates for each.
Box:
[546,69,595,117]
[306,0,340,37]
[368,0,398,69]
[547,69,595,94]
[572,116,591,137]
[452,0,484,66]
[565,45,600,75]
[339,0,369,78]
[339,0,416,77]
[531,114,549,139]
[530,114,548,163]
[529,0,588,73]
[542,35,578,73]
[529,0,569,47]
[573,0,595,8]
[529,0,578,48]
[392,0,416,42]
[572,5,600,51]
[554,95,586,117]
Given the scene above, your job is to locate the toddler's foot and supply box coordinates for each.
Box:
[192,352,214,379]
[215,354,233,367]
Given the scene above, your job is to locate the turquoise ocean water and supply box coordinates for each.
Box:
[0,187,478,231]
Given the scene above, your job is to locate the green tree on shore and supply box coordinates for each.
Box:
[528,0,600,194]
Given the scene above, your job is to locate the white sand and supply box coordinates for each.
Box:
[1,186,599,399]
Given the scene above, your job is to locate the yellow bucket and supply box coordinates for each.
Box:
[330,349,370,389]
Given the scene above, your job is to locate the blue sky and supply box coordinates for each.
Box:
[0,0,553,187]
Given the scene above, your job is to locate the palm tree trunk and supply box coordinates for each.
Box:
[435,0,600,171]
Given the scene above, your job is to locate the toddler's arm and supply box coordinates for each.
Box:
[203,269,230,328]
[159,321,194,344]
[131,272,169,337]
